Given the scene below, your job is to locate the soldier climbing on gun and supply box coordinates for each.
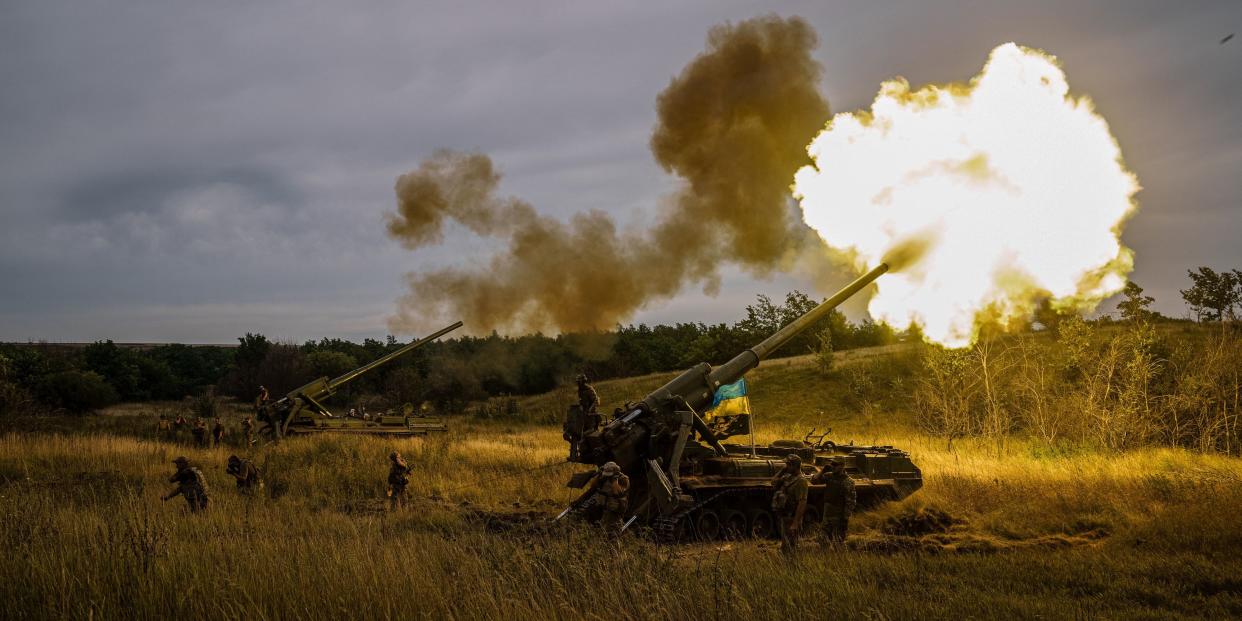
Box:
[563,375,602,461]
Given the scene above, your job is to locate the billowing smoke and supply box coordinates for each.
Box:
[795,43,1140,347]
[387,15,831,334]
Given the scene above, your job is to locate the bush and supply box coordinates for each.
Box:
[35,371,119,414]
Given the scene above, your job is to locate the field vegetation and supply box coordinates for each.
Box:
[4,326,1242,619]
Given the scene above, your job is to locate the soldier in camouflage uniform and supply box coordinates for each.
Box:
[226,455,261,495]
[812,460,856,543]
[588,461,630,534]
[564,375,603,461]
[191,418,208,447]
[156,415,172,440]
[576,374,599,414]
[240,416,255,446]
[211,417,225,447]
[771,453,809,554]
[387,451,411,511]
[162,456,209,512]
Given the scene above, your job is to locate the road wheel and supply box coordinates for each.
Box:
[695,509,722,541]
[721,510,747,540]
[747,509,775,539]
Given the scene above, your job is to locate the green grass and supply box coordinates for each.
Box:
[2,344,1241,619]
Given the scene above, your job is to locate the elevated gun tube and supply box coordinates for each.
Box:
[326,321,464,391]
[263,320,463,438]
[636,263,890,417]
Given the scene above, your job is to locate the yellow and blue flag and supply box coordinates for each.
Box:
[705,378,751,420]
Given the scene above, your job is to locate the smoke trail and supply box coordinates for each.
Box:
[387,15,831,334]
[794,43,1140,347]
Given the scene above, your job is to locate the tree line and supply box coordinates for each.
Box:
[3,266,1238,417]
[0,290,896,415]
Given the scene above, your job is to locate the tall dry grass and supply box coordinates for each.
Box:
[3,424,1241,619]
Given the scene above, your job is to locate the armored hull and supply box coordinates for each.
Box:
[656,439,922,540]
[282,414,448,437]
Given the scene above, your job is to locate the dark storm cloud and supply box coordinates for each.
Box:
[1,0,1239,341]
[58,166,299,222]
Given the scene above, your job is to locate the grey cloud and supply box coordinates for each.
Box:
[1,0,1240,342]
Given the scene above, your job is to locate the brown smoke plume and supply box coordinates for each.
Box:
[388,15,831,334]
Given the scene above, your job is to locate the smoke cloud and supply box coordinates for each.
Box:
[386,15,832,334]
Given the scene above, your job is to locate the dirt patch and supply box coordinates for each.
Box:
[853,505,1108,554]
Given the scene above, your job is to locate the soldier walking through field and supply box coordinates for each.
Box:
[211,417,225,447]
[226,455,261,495]
[156,415,172,439]
[387,451,411,511]
[812,460,857,544]
[588,461,630,534]
[191,418,208,447]
[241,416,255,445]
[772,453,809,554]
[162,456,210,512]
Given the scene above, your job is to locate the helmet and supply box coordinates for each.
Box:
[576,374,588,383]
[173,456,189,466]
[784,454,802,466]
[601,461,620,475]
[389,451,400,461]
[830,459,846,471]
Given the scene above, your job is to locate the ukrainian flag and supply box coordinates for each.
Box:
[705,378,751,420]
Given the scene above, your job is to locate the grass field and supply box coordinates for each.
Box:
[3,347,1241,619]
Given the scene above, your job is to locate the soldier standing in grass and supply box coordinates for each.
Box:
[211,417,225,447]
[387,451,411,511]
[191,418,208,447]
[226,455,261,495]
[771,453,809,554]
[588,461,630,534]
[162,456,209,512]
[812,460,857,544]
[156,415,172,439]
[241,416,255,445]
[255,385,269,412]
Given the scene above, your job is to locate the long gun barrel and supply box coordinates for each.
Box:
[636,263,889,418]
[327,321,464,391]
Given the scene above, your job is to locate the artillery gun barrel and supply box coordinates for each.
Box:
[632,263,889,418]
[707,262,889,387]
[327,321,464,390]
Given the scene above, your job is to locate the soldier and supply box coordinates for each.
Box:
[226,455,261,495]
[576,374,600,414]
[172,415,188,441]
[771,453,809,554]
[211,417,225,447]
[255,385,270,413]
[191,418,208,447]
[588,461,630,534]
[240,416,255,446]
[156,414,172,439]
[387,451,411,511]
[812,460,857,543]
[162,456,209,512]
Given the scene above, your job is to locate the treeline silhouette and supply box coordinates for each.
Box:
[0,291,895,414]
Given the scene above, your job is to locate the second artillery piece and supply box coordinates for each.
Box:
[560,264,922,541]
[256,321,463,440]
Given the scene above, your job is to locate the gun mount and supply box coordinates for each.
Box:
[561,263,923,540]
[257,321,463,439]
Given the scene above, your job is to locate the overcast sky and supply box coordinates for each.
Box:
[1,0,1239,343]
